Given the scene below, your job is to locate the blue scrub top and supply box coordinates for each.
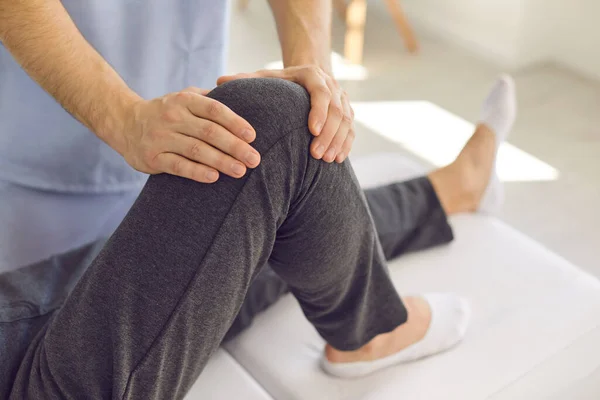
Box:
[0,0,230,193]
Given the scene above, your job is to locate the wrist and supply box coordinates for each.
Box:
[285,53,333,76]
[95,89,143,157]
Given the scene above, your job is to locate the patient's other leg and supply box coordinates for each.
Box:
[429,75,516,216]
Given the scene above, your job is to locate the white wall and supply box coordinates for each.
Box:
[399,0,600,80]
[402,0,526,68]
[553,1,600,81]
[515,0,555,66]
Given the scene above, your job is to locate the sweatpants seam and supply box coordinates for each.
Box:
[121,123,309,399]
[0,300,64,324]
[0,309,58,324]
[40,341,70,399]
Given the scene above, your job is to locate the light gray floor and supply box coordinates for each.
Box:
[227,2,599,277]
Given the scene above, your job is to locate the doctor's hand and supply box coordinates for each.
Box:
[117,88,260,183]
[218,65,354,163]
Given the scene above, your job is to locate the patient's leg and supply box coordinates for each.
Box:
[224,176,454,342]
[8,78,467,398]
[226,75,517,342]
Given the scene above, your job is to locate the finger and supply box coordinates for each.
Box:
[179,117,261,169]
[216,69,287,85]
[302,70,332,137]
[336,128,355,163]
[154,153,220,183]
[171,134,248,178]
[181,92,257,144]
[310,85,343,161]
[216,73,252,85]
[323,94,353,163]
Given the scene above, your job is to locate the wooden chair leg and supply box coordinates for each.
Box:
[333,0,348,21]
[383,0,418,53]
[238,0,250,10]
[344,0,367,64]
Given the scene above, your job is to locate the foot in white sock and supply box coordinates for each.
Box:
[321,293,471,379]
[429,75,517,216]
[478,74,517,214]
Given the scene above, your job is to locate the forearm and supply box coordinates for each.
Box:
[268,0,332,74]
[0,0,139,154]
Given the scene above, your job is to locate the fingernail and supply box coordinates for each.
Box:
[315,145,325,158]
[242,129,254,141]
[232,163,246,176]
[325,148,336,161]
[314,123,323,135]
[246,151,260,166]
[206,171,218,181]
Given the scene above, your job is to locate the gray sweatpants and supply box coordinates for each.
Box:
[0,78,453,399]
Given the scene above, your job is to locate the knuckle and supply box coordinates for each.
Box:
[175,91,192,102]
[201,123,217,140]
[306,65,321,75]
[207,100,223,118]
[321,71,334,83]
[141,146,156,162]
[160,108,182,124]
[342,112,353,124]
[189,142,204,158]
[147,155,160,170]
[337,130,349,142]
[330,105,344,119]
[332,136,345,148]
[159,95,171,107]
[172,158,184,175]
[316,85,331,99]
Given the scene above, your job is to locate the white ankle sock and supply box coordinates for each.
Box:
[321,293,471,379]
[478,74,517,214]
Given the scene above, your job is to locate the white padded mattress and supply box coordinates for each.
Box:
[184,349,273,400]
[222,153,600,399]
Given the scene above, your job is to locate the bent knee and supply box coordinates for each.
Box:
[207,78,311,147]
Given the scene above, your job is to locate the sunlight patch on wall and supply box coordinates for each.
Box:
[351,101,559,182]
